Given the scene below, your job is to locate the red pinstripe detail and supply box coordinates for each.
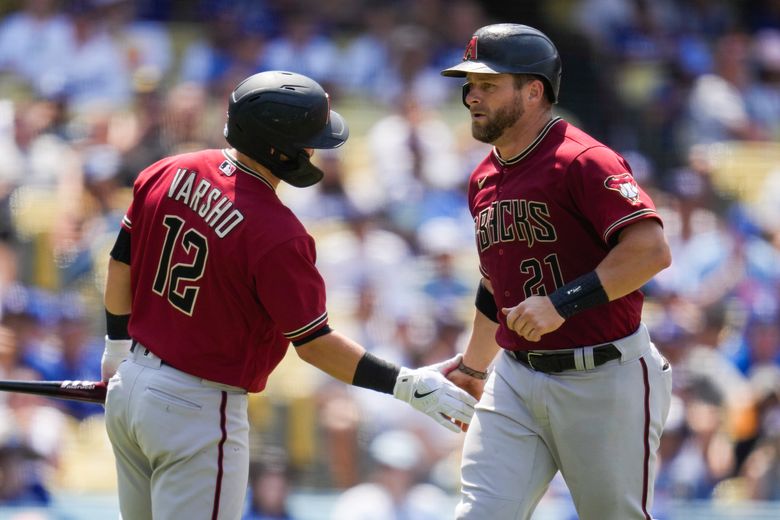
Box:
[640,358,651,520]
[211,391,228,520]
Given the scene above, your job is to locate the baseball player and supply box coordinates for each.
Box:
[441,25,674,519]
[99,71,477,520]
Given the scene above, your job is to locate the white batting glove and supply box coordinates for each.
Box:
[101,336,132,381]
[393,363,478,432]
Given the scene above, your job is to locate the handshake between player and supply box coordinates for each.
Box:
[393,355,477,432]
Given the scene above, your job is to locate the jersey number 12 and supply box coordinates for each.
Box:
[152,215,209,315]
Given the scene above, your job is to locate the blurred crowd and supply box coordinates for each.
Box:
[0,0,779,518]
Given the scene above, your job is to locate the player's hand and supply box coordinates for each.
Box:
[101,337,132,381]
[503,295,565,342]
[424,353,463,377]
[393,364,478,433]
[447,369,486,402]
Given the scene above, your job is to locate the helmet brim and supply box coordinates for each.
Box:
[298,110,349,149]
[441,61,505,77]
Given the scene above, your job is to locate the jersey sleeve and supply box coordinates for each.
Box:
[252,235,329,344]
[567,147,662,245]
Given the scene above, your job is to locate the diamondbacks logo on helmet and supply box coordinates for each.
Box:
[464,36,478,61]
[604,173,640,204]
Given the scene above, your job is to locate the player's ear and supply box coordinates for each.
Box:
[527,79,545,103]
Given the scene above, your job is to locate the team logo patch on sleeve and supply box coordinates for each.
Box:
[219,160,236,176]
[604,173,640,204]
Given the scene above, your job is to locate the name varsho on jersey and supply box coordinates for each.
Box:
[167,168,244,238]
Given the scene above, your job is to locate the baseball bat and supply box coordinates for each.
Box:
[0,379,107,404]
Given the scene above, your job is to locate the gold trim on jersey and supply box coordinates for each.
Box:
[603,209,658,242]
[221,149,275,191]
[493,117,563,165]
[284,311,329,340]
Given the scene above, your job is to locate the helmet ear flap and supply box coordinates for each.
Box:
[461,82,471,109]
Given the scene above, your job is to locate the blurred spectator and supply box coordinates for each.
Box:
[178,7,268,97]
[337,1,398,97]
[676,0,737,41]
[371,24,451,107]
[21,291,102,419]
[739,365,780,500]
[431,0,486,70]
[315,211,414,313]
[100,0,173,80]
[731,309,780,377]
[263,12,340,89]
[657,379,736,500]
[745,29,780,140]
[243,447,296,520]
[573,0,679,55]
[0,97,81,192]
[680,32,765,149]
[0,0,73,98]
[655,395,695,511]
[60,0,132,113]
[0,324,18,381]
[71,106,123,215]
[0,100,18,296]
[114,67,168,187]
[749,162,780,246]
[417,217,473,321]
[0,96,83,290]
[160,82,217,153]
[744,0,780,32]
[0,366,68,506]
[0,443,48,506]
[278,149,360,224]
[335,280,396,353]
[365,94,463,241]
[655,182,780,308]
[2,286,59,378]
[329,429,452,520]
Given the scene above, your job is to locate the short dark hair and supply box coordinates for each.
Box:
[513,74,554,104]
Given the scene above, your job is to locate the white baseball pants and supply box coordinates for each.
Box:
[105,345,249,520]
[455,324,673,520]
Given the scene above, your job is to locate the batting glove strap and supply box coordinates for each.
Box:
[393,367,478,432]
[101,336,132,381]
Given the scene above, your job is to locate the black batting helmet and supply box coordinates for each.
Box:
[441,23,562,104]
[224,71,349,188]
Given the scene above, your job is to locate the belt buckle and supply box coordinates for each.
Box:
[526,352,543,371]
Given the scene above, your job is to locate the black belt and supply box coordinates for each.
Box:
[507,344,621,373]
[130,341,168,366]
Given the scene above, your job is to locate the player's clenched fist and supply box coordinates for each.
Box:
[393,361,478,432]
[502,295,565,342]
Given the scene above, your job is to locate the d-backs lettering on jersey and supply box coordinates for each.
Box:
[468,118,662,351]
[121,149,330,392]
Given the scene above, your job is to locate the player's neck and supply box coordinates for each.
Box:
[229,149,281,189]
[494,109,554,160]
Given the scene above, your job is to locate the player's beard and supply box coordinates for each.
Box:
[472,99,525,144]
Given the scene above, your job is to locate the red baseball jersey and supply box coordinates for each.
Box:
[469,118,662,351]
[122,149,329,392]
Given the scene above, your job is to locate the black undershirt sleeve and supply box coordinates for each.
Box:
[110,227,131,265]
[475,280,499,323]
